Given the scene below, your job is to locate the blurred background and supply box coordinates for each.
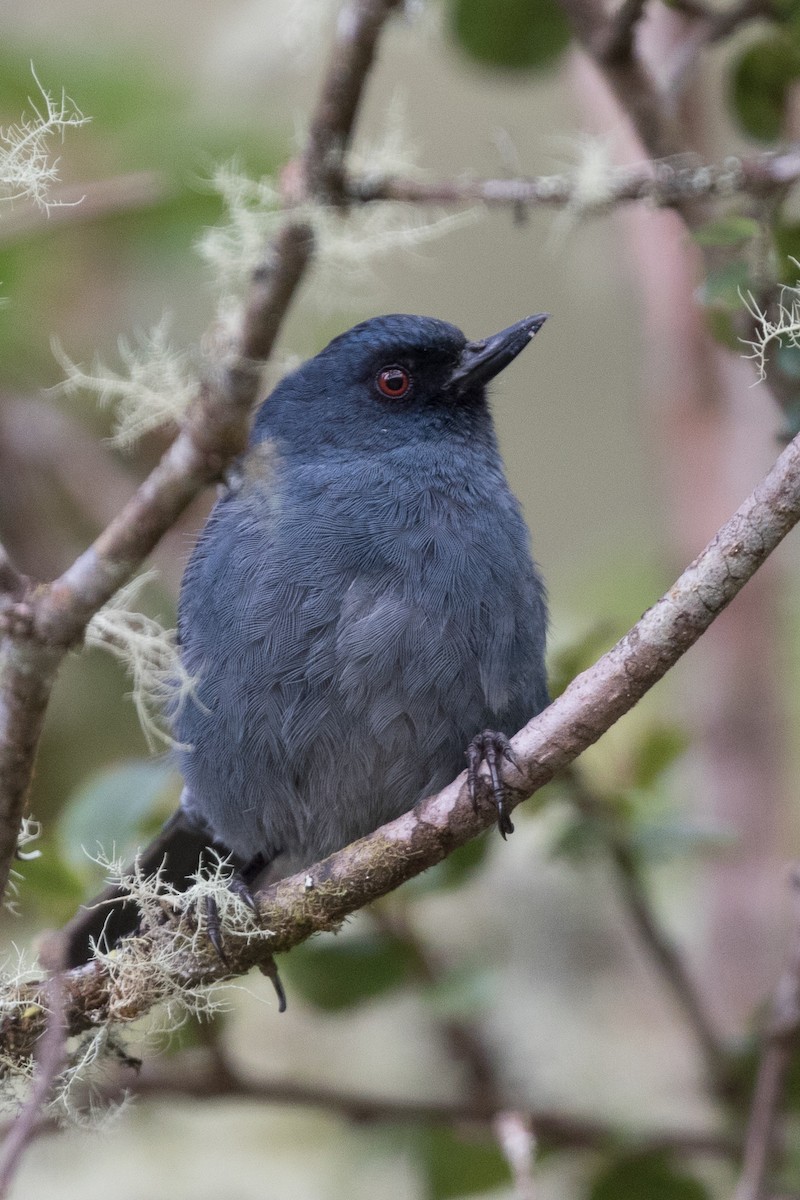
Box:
[1,0,799,1197]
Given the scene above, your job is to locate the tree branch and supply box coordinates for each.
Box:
[347,147,800,212]
[9,1047,738,1159]
[0,546,24,600]
[0,0,402,905]
[558,0,688,162]
[5,426,800,1062]
[127,1061,735,1157]
[300,0,403,201]
[666,0,776,40]
[0,947,65,1199]
[370,903,502,1108]
[595,0,648,64]
[735,869,800,1200]
[565,768,728,1093]
[0,171,167,246]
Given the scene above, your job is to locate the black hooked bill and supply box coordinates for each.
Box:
[447,314,549,395]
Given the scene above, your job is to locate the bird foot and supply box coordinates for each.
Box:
[466,730,521,839]
[202,872,255,965]
[201,863,287,1011]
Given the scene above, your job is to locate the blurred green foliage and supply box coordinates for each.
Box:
[58,758,177,875]
[283,931,418,1011]
[449,0,571,71]
[5,9,800,1196]
[0,47,284,385]
[589,1153,710,1200]
[411,1126,510,1198]
[730,35,800,141]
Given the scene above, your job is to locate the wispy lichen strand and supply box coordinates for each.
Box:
[84,574,199,751]
[197,163,479,306]
[0,69,88,210]
[52,317,196,447]
[741,279,800,381]
[0,847,277,1125]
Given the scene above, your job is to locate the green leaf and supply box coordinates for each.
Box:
[549,810,608,861]
[12,847,86,921]
[424,964,495,1019]
[450,0,571,72]
[628,815,734,863]
[281,933,416,1011]
[698,260,751,311]
[730,36,800,141]
[590,1153,710,1200]
[58,759,177,874]
[704,308,741,351]
[692,216,761,247]
[629,726,687,789]
[414,1126,509,1199]
[409,834,492,893]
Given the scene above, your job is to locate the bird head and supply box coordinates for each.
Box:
[251,312,548,456]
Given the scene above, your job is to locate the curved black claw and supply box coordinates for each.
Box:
[466,730,521,839]
[201,860,288,1011]
[202,865,260,967]
[258,956,287,1013]
[227,874,258,914]
[204,894,229,967]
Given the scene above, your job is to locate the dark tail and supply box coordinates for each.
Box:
[61,809,214,968]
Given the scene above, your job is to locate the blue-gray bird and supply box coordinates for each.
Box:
[63,313,549,981]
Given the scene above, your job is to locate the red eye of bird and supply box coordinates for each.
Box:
[376,365,412,399]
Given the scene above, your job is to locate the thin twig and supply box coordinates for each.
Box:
[6,426,800,1060]
[300,0,402,201]
[113,1051,739,1158]
[371,903,502,1108]
[0,171,167,246]
[557,0,688,162]
[0,946,65,1199]
[0,546,24,601]
[2,1050,738,1159]
[347,146,800,213]
[735,869,800,1200]
[494,1112,537,1200]
[595,0,649,63]
[565,768,728,1093]
[666,0,775,38]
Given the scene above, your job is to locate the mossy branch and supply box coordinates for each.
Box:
[3,426,800,1064]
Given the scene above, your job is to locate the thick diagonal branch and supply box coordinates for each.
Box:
[4,427,800,1062]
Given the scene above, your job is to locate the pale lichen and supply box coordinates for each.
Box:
[85,572,199,752]
[741,271,800,382]
[52,315,196,447]
[198,94,479,309]
[0,67,88,210]
[89,849,274,1030]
